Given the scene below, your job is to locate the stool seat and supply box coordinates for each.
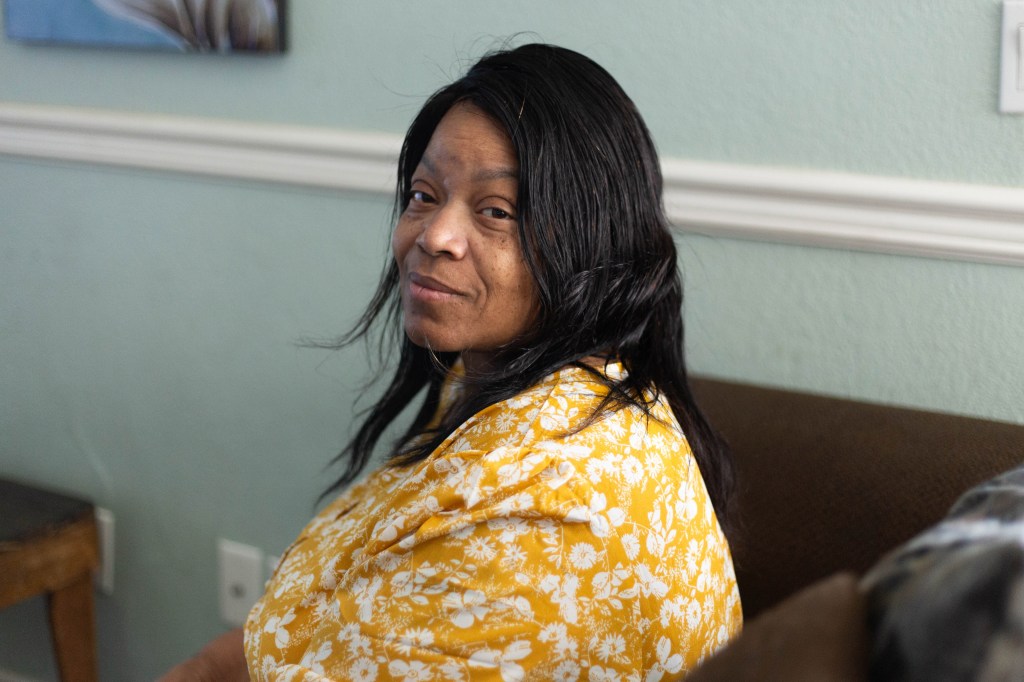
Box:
[0,479,99,682]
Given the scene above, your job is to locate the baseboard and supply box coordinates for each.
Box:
[2,101,1024,266]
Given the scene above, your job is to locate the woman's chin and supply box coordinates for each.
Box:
[404,328,459,354]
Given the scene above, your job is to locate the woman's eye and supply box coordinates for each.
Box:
[482,207,515,220]
[408,189,435,205]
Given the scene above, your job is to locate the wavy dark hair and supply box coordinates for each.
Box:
[324,43,735,529]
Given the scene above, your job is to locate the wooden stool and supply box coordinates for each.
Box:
[0,479,100,682]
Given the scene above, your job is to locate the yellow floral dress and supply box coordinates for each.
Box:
[245,362,741,681]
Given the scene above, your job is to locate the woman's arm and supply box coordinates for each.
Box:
[158,627,249,682]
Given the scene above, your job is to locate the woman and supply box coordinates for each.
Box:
[165,43,741,681]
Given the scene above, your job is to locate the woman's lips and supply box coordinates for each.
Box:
[408,272,461,301]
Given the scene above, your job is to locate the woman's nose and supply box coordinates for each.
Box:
[416,204,468,259]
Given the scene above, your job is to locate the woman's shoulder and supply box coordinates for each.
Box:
[444,360,634,447]
[435,361,692,489]
[485,360,679,437]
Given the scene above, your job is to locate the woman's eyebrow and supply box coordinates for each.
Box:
[472,166,518,183]
[417,154,517,183]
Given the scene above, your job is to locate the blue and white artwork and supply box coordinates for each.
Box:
[4,0,286,53]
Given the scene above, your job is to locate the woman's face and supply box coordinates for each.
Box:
[392,103,538,372]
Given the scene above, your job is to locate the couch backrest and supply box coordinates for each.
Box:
[690,377,1024,619]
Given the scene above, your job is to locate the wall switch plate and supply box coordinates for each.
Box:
[217,539,264,626]
[94,507,115,595]
[1001,1,1024,112]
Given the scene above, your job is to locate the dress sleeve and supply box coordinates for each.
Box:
[332,502,603,681]
[249,439,737,681]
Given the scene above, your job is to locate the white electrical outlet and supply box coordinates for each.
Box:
[217,539,264,626]
[94,507,115,595]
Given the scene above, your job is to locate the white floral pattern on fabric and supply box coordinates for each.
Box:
[245,362,741,681]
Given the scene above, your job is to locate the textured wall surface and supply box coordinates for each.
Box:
[1,1,1023,679]
[4,2,1023,185]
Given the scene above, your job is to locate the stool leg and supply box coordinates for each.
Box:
[47,574,98,682]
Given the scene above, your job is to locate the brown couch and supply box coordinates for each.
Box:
[684,377,1024,680]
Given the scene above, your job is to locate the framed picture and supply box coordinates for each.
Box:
[4,0,286,53]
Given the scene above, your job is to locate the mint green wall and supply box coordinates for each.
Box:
[4,2,1023,186]
[1,2,1022,679]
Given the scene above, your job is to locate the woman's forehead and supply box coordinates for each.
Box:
[418,103,518,179]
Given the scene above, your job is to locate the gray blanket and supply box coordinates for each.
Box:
[862,464,1024,681]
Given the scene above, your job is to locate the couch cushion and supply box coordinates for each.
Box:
[685,572,868,682]
[691,377,1024,618]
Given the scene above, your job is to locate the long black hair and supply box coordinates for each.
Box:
[325,43,735,530]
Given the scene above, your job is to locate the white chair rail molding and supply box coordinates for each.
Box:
[3,101,1024,267]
